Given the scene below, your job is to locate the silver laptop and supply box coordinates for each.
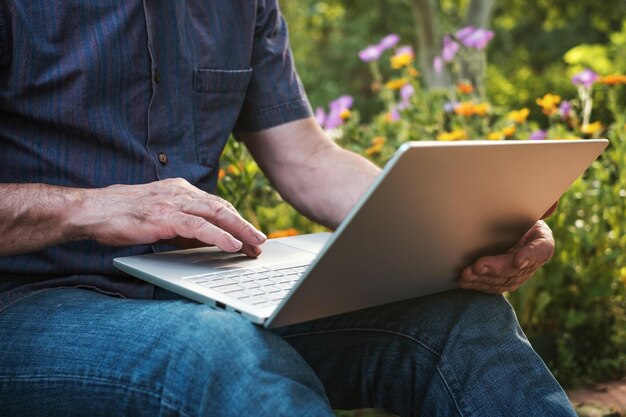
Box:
[114,139,608,328]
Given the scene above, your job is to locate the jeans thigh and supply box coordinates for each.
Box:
[0,288,334,417]
[274,289,577,417]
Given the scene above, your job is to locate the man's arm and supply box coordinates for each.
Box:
[238,117,555,294]
[0,179,266,257]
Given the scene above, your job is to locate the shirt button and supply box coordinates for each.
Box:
[158,152,168,165]
[154,69,161,84]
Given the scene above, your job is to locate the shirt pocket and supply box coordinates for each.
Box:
[192,68,253,167]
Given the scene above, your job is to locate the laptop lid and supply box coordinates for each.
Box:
[265,139,608,327]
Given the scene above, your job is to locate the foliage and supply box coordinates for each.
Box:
[219,2,626,391]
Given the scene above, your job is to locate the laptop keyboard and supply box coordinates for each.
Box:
[182,265,308,308]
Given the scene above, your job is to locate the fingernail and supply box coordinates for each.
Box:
[229,238,243,252]
[254,230,267,243]
[519,259,530,269]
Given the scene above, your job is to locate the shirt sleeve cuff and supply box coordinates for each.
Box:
[234,98,313,132]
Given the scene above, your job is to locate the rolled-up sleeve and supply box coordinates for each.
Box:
[235,0,312,132]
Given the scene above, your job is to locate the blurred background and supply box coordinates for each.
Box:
[220,1,626,414]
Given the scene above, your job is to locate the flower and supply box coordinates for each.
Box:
[407,67,420,78]
[443,101,459,113]
[397,84,415,110]
[365,136,387,156]
[536,93,561,115]
[502,126,516,138]
[322,95,354,130]
[580,121,603,135]
[488,131,504,141]
[572,68,599,89]
[507,108,530,124]
[437,129,468,141]
[390,48,414,69]
[315,107,326,127]
[218,168,226,180]
[454,101,490,117]
[268,228,300,239]
[378,33,400,50]
[529,130,548,140]
[383,109,401,123]
[559,101,572,119]
[599,74,626,85]
[456,82,474,94]
[433,56,444,74]
[456,26,494,50]
[385,78,408,90]
[359,45,383,63]
[442,35,459,62]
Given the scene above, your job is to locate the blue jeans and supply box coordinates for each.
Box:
[0,287,576,416]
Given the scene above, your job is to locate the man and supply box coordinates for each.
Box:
[0,1,575,416]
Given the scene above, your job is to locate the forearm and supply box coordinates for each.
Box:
[240,119,381,230]
[277,144,380,229]
[0,183,85,256]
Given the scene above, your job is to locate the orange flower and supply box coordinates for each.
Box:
[339,109,352,120]
[267,228,300,239]
[218,168,226,180]
[456,82,474,94]
[454,102,476,117]
[502,126,516,138]
[407,67,420,78]
[536,93,561,116]
[599,75,626,85]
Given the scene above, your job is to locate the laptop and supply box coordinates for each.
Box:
[114,139,608,328]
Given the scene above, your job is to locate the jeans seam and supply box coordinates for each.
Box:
[436,365,466,417]
[282,327,441,357]
[0,374,191,417]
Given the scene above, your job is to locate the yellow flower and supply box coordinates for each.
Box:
[502,126,516,138]
[536,94,561,116]
[365,136,387,156]
[267,228,300,239]
[385,78,408,90]
[391,52,414,69]
[340,109,352,120]
[475,103,490,117]
[620,267,626,285]
[507,108,530,124]
[437,129,468,141]
[580,121,603,135]
[488,131,504,141]
[456,82,474,95]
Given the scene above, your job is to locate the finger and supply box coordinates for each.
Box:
[471,252,521,278]
[183,197,266,246]
[541,201,559,219]
[158,237,212,249]
[170,212,243,252]
[458,279,508,295]
[240,242,262,258]
[512,223,554,269]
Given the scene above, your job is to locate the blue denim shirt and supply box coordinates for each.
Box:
[0,0,312,307]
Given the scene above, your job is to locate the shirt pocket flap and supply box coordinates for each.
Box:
[193,68,253,93]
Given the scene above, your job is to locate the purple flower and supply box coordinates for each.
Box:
[442,35,459,62]
[323,95,354,130]
[315,107,326,127]
[396,45,414,56]
[359,45,383,63]
[397,84,415,110]
[559,100,572,119]
[456,26,476,41]
[388,108,401,122]
[443,101,459,113]
[378,33,400,51]
[571,68,599,89]
[433,56,444,74]
[529,130,548,140]
[461,28,495,50]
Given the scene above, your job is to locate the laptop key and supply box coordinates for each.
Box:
[225,290,250,300]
